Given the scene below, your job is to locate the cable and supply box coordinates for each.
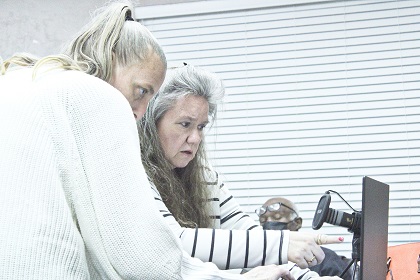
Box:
[326,190,359,213]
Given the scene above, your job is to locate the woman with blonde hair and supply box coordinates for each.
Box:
[0,2,295,279]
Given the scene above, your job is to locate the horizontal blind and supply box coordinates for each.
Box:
[138,0,420,257]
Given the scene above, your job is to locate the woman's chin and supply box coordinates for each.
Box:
[172,160,191,169]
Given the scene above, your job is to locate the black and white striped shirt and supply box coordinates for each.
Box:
[151,168,320,279]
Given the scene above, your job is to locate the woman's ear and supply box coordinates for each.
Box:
[289,217,303,231]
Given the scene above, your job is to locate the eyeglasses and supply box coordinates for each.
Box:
[255,202,298,217]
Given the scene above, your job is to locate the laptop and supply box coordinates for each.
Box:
[360,176,389,280]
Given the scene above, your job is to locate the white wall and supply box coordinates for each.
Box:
[0,0,201,59]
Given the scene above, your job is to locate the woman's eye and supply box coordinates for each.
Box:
[180,122,190,128]
[134,87,149,100]
[136,87,148,99]
[139,88,148,95]
[198,124,207,131]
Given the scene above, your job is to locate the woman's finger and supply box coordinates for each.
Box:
[243,264,296,280]
[305,254,318,267]
[314,234,344,245]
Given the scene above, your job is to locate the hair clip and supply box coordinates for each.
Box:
[167,62,189,70]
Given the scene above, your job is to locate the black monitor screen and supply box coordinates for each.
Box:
[360,176,389,280]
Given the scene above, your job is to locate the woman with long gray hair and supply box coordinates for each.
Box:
[139,64,344,280]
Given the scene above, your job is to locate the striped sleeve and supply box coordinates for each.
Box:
[286,262,320,280]
[180,251,244,280]
[149,169,321,278]
[207,171,258,231]
[150,180,290,269]
[214,180,260,231]
[211,172,289,266]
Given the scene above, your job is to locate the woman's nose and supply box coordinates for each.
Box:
[187,129,202,144]
[132,107,142,121]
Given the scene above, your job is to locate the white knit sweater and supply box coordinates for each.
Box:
[0,68,244,280]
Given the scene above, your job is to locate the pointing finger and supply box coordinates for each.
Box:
[314,234,344,245]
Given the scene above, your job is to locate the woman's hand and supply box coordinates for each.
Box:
[287,232,344,269]
[243,264,295,280]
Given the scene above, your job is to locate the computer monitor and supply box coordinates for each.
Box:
[360,176,390,280]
